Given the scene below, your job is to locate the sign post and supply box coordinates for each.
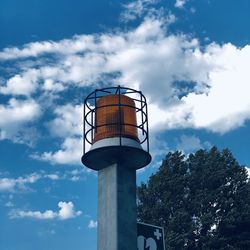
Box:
[137,222,165,250]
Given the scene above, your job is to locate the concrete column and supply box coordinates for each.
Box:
[98,163,137,250]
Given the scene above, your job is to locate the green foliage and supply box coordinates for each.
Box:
[137,147,250,250]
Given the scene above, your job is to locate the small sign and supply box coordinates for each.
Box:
[137,222,165,250]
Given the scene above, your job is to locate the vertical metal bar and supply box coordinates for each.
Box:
[94,90,97,140]
[115,86,119,94]
[91,108,94,143]
[145,102,149,152]
[83,99,86,154]
[140,92,144,136]
[118,86,122,146]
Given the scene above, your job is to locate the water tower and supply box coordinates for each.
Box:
[81,86,151,250]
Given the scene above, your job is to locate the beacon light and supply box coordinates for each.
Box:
[81,86,151,170]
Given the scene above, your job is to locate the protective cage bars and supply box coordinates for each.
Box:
[83,86,150,154]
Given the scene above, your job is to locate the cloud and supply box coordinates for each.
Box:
[30,104,85,165]
[176,135,211,153]
[88,220,98,229]
[246,167,250,178]
[166,44,250,133]
[120,0,159,22]
[0,178,16,192]
[58,201,82,220]
[0,169,88,193]
[5,201,14,207]
[45,174,60,180]
[33,137,82,165]
[32,100,108,165]
[104,21,210,107]
[0,36,95,60]
[27,100,84,166]
[0,69,39,96]
[10,209,57,220]
[9,201,82,220]
[0,173,41,192]
[175,0,188,8]
[42,79,65,93]
[0,172,63,192]
[0,98,40,141]
[46,104,82,138]
[1,19,204,110]
[1,16,250,163]
[65,168,92,180]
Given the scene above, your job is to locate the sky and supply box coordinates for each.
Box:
[0,0,250,249]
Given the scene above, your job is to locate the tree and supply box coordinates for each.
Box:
[137,147,250,250]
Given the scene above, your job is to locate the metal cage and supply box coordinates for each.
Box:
[83,86,150,155]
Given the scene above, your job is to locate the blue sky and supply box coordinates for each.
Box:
[0,0,250,249]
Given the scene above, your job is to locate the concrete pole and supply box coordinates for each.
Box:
[98,163,137,250]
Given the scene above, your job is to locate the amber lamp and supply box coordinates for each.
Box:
[94,94,138,143]
[81,86,151,170]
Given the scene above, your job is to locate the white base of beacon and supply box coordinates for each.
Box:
[81,137,151,170]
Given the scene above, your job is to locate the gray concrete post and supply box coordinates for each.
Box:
[98,163,137,250]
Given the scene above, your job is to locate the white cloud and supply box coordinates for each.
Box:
[120,0,159,22]
[5,201,14,207]
[45,174,60,180]
[17,172,41,184]
[246,167,250,178]
[176,135,211,153]
[10,209,57,220]
[175,0,188,8]
[105,22,209,107]
[0,173,41,192]
[36,54,106,88]
[9,201,82,220]
[32,102,93,165]
[0,178,16,192]
[65,168,92,180]
[0,16,250,162]
[164,44,250,133]
[58,201,82,220]
[33,137,82,165]
[0,172,63,192]
[88,220,98,229]
[0,98,40,125]
[42,79,65,92]
[0,98,40,141]
[47,104,82,138]
[71,176,80,182]
[0,169,88,193]
[0,36,95,60]
[0,69,39,96]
